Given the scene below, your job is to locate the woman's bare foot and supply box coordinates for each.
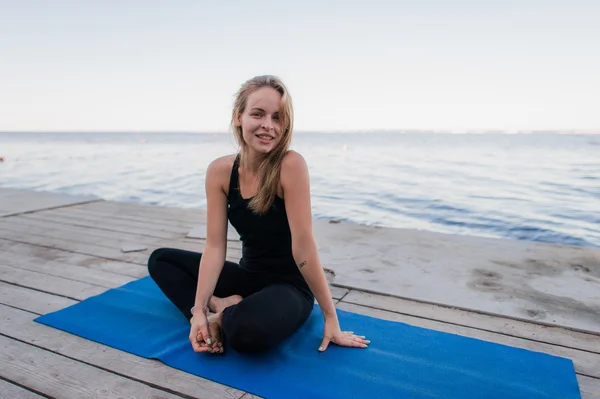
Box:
[209,294,243,314]
[207,312,224,354]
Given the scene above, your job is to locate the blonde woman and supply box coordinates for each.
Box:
[148,75,369,354]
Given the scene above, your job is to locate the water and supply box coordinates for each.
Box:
[1,132,599,247]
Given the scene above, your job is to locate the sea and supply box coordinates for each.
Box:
[0,132,598,248]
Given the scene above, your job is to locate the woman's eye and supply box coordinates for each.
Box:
[273,115,280,121]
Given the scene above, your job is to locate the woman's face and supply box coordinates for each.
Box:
[235,86,283,155]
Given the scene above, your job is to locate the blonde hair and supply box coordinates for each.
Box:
[230,75,294,214]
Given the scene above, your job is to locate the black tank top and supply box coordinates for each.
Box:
[227,154,299,275]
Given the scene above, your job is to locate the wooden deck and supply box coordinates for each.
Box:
[0,189,599,398]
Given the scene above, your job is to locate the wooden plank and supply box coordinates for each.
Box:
[78,200,205,222]
[0,305,244,399]
[77,198,201,216]
[16,212,180,241]
[343,290,600,354]
[0,281,77,314]
[0,222,242,264]
[0,235,240,281]
[0,187,100,217]
[0,227,151,264]
[53,205,204,229]
[0,221,172,261]
[579,375,600,399]
[0,220,156,258]
[238,394,262,399]
[16,208,191,236]
[0,378,46,399]
[0,265,107,301]
[10,214,242,251]
[0,240,148,278]
[20,212,186,240]
[21,209,241,244]
[330,286,348,300]
[0,254,135,288]
[60,200,201,219]
[0,334,190,399]
[2,215,180,244]
[336,302,600,379]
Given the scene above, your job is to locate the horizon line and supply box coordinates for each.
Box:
[1,129,600,135]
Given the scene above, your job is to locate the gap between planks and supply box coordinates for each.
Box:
[0,377,49,399]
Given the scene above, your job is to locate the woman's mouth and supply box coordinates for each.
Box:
[256,134,274,143]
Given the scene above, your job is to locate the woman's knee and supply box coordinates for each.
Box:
[225,316,272,353]
[147,247,170,277]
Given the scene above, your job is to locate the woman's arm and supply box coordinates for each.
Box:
[189,157,230,352]
[282,151,368,352]
[281,152,337,318]
[193,158,229,315]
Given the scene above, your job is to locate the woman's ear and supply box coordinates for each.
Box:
[233,111,242,127]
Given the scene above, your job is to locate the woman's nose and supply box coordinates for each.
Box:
[261,120,274,130]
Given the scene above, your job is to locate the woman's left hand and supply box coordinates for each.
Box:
[318,317,370,352]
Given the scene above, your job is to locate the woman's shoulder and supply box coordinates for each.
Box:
[207,154,237,172]
[281,150,308,174]
[281,150,309,188]
[206,154,237,184]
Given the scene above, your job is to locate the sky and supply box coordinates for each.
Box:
[0,0,599,133]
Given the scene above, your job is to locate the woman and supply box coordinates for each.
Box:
[148,75,369,354]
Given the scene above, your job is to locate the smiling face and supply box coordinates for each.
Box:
[234,86,283,156]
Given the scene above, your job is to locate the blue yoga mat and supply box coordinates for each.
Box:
[35,277,581,399]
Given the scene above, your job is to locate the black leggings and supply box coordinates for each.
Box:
[147,248,314,353]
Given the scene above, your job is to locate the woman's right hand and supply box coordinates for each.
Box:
[189,312,212,352]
